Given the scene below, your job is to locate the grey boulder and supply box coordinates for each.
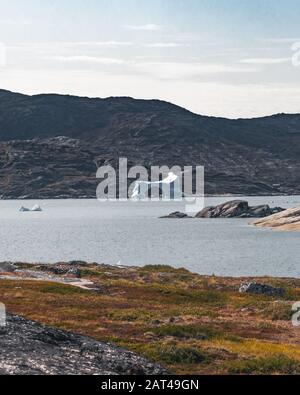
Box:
[0,262,17,273]
[160,212,191,219]
[196,200,284,219]
[239,282,285,297]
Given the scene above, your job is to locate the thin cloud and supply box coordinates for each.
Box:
[51,55,128,65]
[124,24,162,31]
[73,41,134,48]
[134,62,259,80]
[240,57,291,65]
[260,38,300,44]
[49,55,259,80]
[145,42,184,48]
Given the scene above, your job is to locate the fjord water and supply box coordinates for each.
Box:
[0,196,299,278]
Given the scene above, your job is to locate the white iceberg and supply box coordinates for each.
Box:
[19,205,42,212]
[131,172,182,200]
[31,205,42,212]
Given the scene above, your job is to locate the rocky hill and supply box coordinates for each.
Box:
[0,89,299,198]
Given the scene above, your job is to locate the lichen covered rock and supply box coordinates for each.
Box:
[0,315,168,375]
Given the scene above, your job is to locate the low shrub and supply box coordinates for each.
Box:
[155,344,210,365]
[228,354,300,375]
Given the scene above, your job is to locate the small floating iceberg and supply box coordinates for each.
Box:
[19,205,42,212]
[31,204,42,212]
[19,206,30,212]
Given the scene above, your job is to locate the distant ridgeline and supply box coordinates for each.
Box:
[0,89,299,199]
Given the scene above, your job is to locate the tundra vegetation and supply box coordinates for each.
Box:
[1,263,300,375]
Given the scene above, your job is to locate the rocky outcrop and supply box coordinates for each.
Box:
[0,262,102,292]
[0,90,300,198]
[37,263,83,278]
[239,282,285,297]
[160,212,191,219]
[0,315,167,375]
[0,262,17,273]
[195,200,284,219]
[253,206,300,231]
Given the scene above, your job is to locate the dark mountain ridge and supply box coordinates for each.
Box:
[0,89,299,198]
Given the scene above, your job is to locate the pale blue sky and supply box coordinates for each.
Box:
[0,0,299,117]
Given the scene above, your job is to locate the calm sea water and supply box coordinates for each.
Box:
[0,196,299,278]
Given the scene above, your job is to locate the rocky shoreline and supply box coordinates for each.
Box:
[161,200,300,232]
[161,200,285,219]
[253,206,300,231]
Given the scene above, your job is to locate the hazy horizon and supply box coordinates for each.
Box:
[0,0,300,118]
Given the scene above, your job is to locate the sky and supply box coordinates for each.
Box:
[0,0,300,118]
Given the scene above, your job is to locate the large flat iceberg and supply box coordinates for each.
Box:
[131,172,182,200]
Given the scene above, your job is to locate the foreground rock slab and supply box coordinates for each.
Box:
[0,315,167,375]
[253,206,300,231]
[196,200,284,219]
